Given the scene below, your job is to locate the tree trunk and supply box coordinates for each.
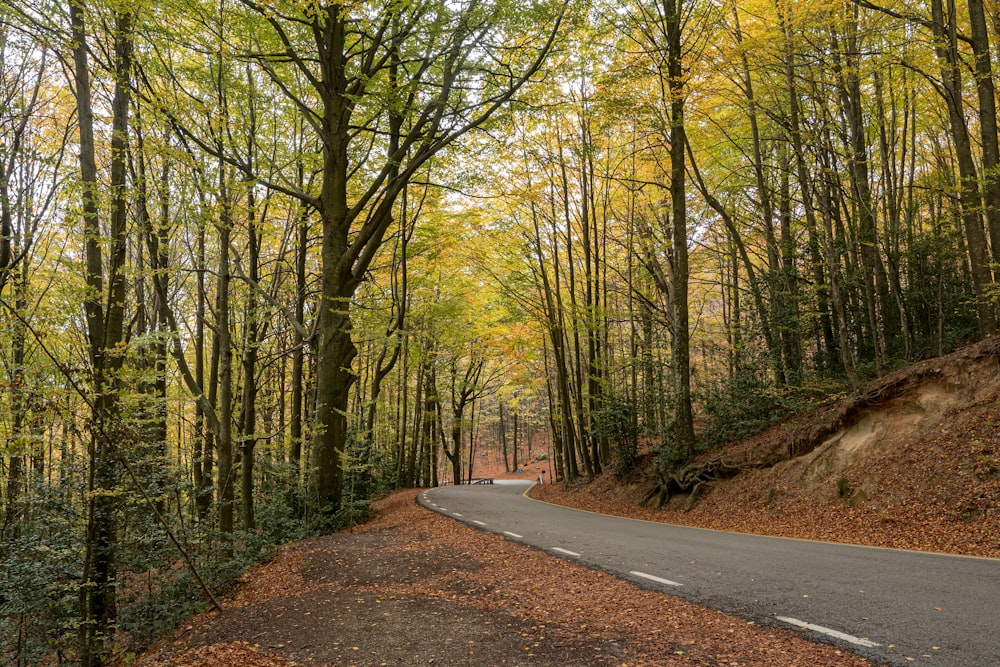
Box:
[664,0,695,456]
[531,202,579,483]
[72,6,133,663]
[3,265,28,539]
[968,0,1000,268]
[216,172,235,548]
[405,355,424,488]
[930,0,997,332]
[778,148,803,384]
[194,207,212,519]
[779,6,836,371]
[499,403,510,473]
[731,2,785,383]
[240,167,261,531]
[556,135,593,478]
[311,310,356,513]
[832,14,893,365]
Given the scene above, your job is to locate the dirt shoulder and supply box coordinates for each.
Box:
[138,490,879,666]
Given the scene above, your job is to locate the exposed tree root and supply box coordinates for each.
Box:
[644,456,749,510]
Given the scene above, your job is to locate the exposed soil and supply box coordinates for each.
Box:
[138,490,880,666]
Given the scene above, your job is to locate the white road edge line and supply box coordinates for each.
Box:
[472,520,486,526]
[775,616,880,648]
[503,531,523,539]
[551,547,581,557]
[629,570,682,587]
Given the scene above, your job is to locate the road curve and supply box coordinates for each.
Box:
[418,481,1000,667]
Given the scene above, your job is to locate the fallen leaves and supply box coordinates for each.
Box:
[137,489,880,666]
[531,374,1000,560]
[132,310,1000,667]
[152,641,299,666]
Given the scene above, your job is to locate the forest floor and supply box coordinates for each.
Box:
[137,489,878,666]
[136,341,1000,666]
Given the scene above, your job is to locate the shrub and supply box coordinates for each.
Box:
[655,439,689,475]
[593,399,640,477]
[698,369,784,448]
[0,513,81,664]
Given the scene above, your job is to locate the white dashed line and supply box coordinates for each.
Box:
[453,513,463,517]
[472,520,486,526]
[504,531,523,539]
[551,547,581,557]
[438,508,448,512]
[630,570,682,587]
[775,617,880,648]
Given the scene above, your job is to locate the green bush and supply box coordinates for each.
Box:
[655,440,689,474]
[593,399,640,477]
[0,514,81,664]
[698,369,786,448]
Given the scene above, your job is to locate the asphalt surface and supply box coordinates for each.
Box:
[418,481,1000,667]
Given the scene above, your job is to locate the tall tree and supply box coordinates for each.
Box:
[69,2,134,662]
[171,0,572,518]
[629,0,696,454]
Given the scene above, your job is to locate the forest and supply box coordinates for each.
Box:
[3,0,1000,663]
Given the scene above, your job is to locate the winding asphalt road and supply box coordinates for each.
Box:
[418,481,999,667]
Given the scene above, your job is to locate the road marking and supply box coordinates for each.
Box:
[504,531,523,539]
[473,520,486,526]
[776,616,880,648]
[453,513,463,517]
[438,508,448,512]
[551,547,581,557]
[630,570,682,587]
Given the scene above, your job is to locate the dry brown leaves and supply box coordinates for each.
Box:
[148,641,299,666]
[387,502,873,666]
[139,489,879,667]
[139,343,998,666]
[227,545,326,609]
[532,394,1000,559]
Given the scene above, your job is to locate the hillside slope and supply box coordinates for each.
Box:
[533,337,1000,558]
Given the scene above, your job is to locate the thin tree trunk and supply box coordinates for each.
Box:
[968,0,1000,267]
[778,0,836,371]
[831,14,891,366]
[930,0,997,332]
[216,171,235,550]
[193,203,211,518]
[777,148,803,384]
[3,264,28,539]
[730,1,784,383]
